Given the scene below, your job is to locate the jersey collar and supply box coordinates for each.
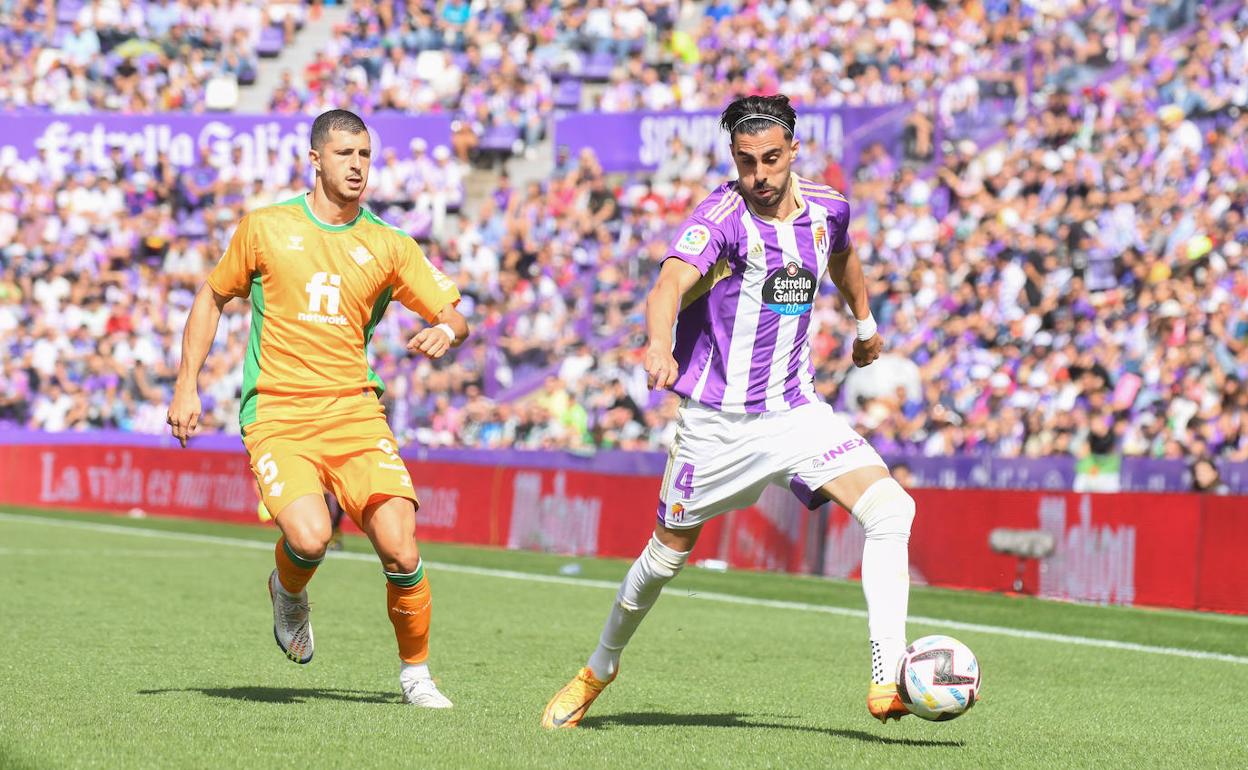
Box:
[300,193,364,232]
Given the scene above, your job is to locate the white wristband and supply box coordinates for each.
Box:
[855,313,878,341]
[434,323,455,343]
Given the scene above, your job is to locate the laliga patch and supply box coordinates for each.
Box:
[763,262,816,315]
[675,224,711,256]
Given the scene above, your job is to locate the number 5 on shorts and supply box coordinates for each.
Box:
[257,452,279,484]
[673,463,695,499]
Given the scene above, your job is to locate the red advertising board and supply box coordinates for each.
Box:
[2,441,1243,612]
[1195,497,1248,614]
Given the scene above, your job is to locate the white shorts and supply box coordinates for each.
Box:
[657,400,888,529]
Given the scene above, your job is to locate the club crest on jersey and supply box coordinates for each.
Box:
[813,224,828,253]
[287,235,305,251]
[350,246,374,266]
[675,224,711,256]
[669,503,685,523]
[763,262,815,315]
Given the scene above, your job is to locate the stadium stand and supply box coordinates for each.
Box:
[1,0,1246,472]
[0,0,310,112]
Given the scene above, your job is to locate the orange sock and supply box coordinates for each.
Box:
[385,562,431,664]
[275,537,322,594]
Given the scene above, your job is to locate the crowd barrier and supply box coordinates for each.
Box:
[1,432,1243,613]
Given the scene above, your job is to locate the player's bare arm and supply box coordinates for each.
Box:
[827,246,883,368]
[168,283,231,447]
[407,303,469,360]
[644,257,702,390]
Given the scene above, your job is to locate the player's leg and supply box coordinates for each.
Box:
[246,430,332,665]
[267,492,333,665]
[543,402,768,729]
[797,410,914,722]
[587,522,701,682]
[820,466,915,721]
[327,409,451,708]
[358,495,451,708]
[541,521,701,730]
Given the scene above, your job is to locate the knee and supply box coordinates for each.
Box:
[382,548,422,575]
[285,517,333,560]
[644,533,690,580]
[852,478,915,542]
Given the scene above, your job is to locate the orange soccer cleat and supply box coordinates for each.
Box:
[867,682,910,723]
[541,667,616,729]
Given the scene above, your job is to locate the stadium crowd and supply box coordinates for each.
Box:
[0,0,306,112]
[1,0,1247,470]
[272,0,1211,160]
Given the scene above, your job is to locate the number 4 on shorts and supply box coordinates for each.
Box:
[673,463,695,500]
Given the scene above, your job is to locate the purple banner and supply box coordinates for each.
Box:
[0,112,451,181]
[3,430,1245,493]
[554,105,906,177]
[884,454,1077,491]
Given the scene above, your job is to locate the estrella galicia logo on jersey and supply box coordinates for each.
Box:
[763,262,815,315]
[299,272,348,325]
[675,224,711,256]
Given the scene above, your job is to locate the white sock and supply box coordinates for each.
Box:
[586,534,689,681]
[852,478,914,685]
[400,662,431,683]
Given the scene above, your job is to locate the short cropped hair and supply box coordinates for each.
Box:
[720,94,797,140]
[311,109,368,150]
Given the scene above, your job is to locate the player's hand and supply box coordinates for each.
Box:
[408,325,453,360]
[167,386,202,448]
[644,343,679,390]
[852,334,883,368]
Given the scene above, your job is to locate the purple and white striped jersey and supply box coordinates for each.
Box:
[666,174,851,413]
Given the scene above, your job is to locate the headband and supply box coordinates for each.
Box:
[730,113,794,134]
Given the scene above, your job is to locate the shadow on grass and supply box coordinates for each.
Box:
[578,712,964,747]
[138,687,398,705]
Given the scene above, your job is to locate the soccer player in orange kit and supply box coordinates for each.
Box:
[167,110,468,707]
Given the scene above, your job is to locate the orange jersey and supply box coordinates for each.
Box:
[206,194,460,431]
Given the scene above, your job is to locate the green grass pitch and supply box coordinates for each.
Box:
[1,507,1246,769]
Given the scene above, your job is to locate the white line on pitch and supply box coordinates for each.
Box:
[0,546,227,558]
[3,511,1246,666]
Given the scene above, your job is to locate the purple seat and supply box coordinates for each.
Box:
[257,26,284,58]
[477,124,521,160]
[581,51,615,81]
[58,1,82,25]
[554,78,581,110]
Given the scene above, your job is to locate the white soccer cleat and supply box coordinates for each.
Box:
[268,569,314,664]
[401,677,453,708]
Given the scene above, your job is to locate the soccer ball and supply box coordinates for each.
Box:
[896,635,982,721]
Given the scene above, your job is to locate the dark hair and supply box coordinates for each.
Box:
[311,109,368,150]
[720,94,797,140]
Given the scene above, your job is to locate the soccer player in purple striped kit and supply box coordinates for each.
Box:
[542,95,916,728]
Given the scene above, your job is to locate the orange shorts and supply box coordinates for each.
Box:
[242,391,416,526]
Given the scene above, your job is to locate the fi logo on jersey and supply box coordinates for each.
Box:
[763,262,815,315]
[299,272,348,326]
